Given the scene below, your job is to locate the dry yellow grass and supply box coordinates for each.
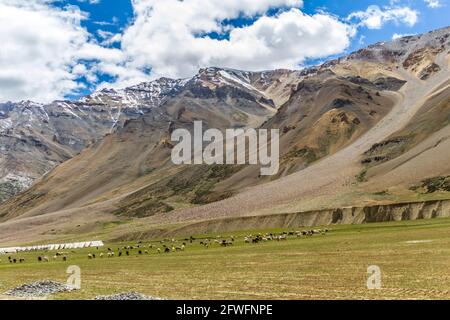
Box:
[1,217,450,300]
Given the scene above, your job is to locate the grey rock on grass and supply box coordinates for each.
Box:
[95,291,163,300]
[5,280,77,297]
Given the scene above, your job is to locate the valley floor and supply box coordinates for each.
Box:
[1,217,450,300]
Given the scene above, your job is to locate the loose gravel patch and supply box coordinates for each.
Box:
[5,280,77,297]
[95,292,163,300]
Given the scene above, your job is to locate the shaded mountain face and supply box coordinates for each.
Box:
[0,66,294,220]
[0,70,296,203]
[0,78,191,203]
[0,27,449,244]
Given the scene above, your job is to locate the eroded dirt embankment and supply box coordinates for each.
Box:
[112,199,450,241]
[156,199,450,236]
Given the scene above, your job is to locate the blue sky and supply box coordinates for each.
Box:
[59,0,133,49]
[0,0,448,102]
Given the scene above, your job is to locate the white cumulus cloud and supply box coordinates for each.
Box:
[1,0,391,102]
[0,0,120,102]
[424,0,443,8]
[77,0,101,4]
[106,0,353,88]
[347,5,418,30]
[392,33,416,40]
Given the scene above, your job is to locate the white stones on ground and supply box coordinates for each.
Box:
[5,280,78,298]
[95,292,163,300]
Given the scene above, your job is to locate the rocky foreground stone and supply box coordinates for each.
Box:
[95,291,163,300]
[5,280,77,297]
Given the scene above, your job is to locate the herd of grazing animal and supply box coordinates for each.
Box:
[0,229,330,265]
[3,256,27,264]
[244,229,329,244]
[86,241,189,259]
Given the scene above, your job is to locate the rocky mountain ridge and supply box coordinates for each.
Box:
[0,68,298,202]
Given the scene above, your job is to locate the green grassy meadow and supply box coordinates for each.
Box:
[1,217,450,300]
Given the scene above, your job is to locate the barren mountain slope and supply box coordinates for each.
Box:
[0,69,299,205]
[214,72,397,191]
[115,27,450,221]
[146,27,450,224]
[0,69,283,221]
[0,63,401,222]
[0,78,188,203]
